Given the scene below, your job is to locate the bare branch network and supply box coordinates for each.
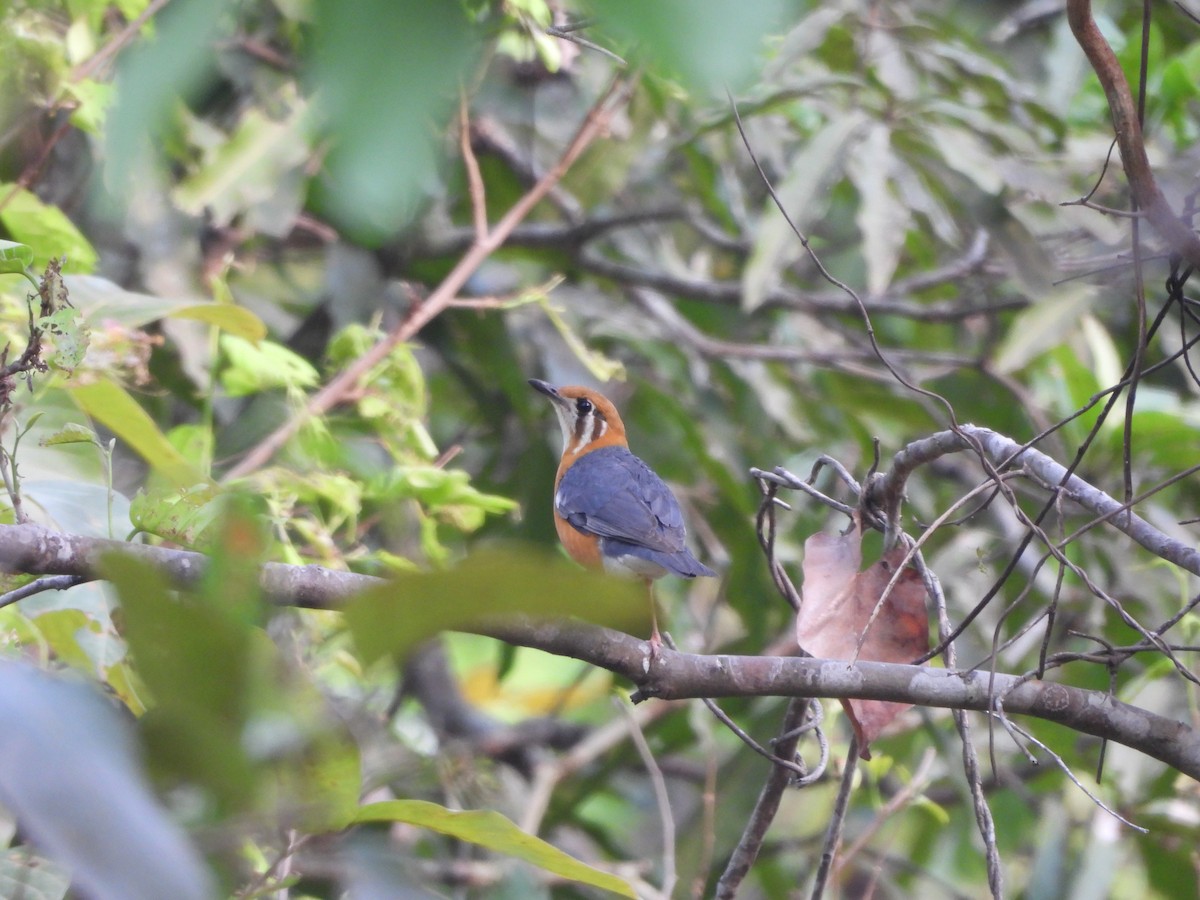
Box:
[2,423,1197,780]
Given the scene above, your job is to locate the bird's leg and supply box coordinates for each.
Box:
[646,578,663,658]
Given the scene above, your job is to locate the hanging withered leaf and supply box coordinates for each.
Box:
[798,514,930,759]
[37,258,89,374]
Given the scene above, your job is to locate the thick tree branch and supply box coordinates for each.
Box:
[487,619,1200,781]
[1,522,1197,781]
[0,523,370,608]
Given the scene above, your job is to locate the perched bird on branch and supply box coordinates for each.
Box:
[529,379,715,651]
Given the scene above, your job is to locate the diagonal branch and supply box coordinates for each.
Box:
[872,425,1200,577]
[222,75,635,480]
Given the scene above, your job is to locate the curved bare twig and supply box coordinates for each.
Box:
[874,425,1200,577]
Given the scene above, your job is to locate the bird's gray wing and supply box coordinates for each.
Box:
[554,447,687,554]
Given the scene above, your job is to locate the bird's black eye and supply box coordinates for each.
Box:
[576,397,593,415]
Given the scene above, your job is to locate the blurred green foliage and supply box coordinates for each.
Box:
[0,0,1197,897]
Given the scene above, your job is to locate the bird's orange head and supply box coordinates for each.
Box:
[529,380,629,465]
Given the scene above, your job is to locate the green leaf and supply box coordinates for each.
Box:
[129,484,225,549]
[741,110,868,311]
[101,552,259,809]
[586,0,797,97]
[40,422,97,447]
[62,274,267,338]
[220,334,319,396]
[63,78,115,135]
[991,284,1096,374]
[0,662,215,899]
[67,378,203,486]
[846,122,911,295]
[541,298,627,382]
[354,800,637,898]
[106,659,148,717]
[923,124,1004,195]
[327,326,429,420]
[1114,407,1200,471]
[0,186,98,273]
[103,553,254,726]
[375,466,518,520]
[171,303,267,340]
[310,0,479,237]
[174,104,310,230]
[0,240,33,275]
[106,516,360,827]
[343,546,648,664]
[32,609,95,671]
[282,737,362,833]
[167,422,214,472]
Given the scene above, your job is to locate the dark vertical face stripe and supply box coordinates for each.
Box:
[569,406,607,453]
[573,411,590,450]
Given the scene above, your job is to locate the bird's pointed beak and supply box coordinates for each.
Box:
[529,378,576,450]
[529,379,569,408]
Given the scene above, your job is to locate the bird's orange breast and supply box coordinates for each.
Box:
[553,511,603,569]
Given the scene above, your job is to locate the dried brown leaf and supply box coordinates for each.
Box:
[798,519,930,758]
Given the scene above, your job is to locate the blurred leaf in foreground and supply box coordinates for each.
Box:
[0,662,215,900]
[345,546,648,664]
[355,799,637,898]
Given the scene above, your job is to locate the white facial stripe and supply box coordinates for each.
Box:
[553,406,575,454]
[569,408,594,455]
[555,398,609,456]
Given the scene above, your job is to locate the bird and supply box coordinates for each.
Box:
[529,378,715,651]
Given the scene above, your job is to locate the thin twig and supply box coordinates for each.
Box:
[0,574,86,609]
[1060,198,1144,218]
[691,714,719,900]
[700,695,814,780]
[518,695,677,835]
[546,24,627,65]
[994,709,1147,832]
[926,544,1003,899]
[715,698,815,899]
[837,748,937,871]
[70,0,174,82]
[810,735,859,899]
[459,94,489,243]
[0,450,24,526]
[616,696,676,900]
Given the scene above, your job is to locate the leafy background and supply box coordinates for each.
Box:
[0,0,1199,897]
